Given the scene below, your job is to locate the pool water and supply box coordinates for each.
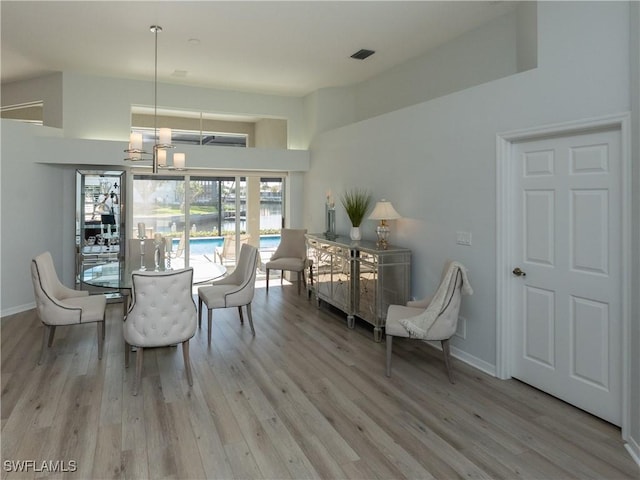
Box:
[173,234,280,256]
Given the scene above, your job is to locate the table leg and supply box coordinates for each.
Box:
[347,315,355,329]
[373,327,383,343]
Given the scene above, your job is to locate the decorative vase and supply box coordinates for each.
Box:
[350,226,361,241]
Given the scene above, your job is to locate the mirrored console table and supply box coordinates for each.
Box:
[305,233,411,342]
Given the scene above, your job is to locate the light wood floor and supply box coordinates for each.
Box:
[2,283,637,479]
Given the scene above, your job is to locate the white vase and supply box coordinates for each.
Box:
[350,226,361,241]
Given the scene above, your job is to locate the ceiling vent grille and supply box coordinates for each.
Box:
[350,49,375,60]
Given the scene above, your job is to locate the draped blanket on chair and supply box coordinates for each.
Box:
[399,261,473,339]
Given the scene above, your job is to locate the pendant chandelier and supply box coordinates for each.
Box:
[125,25,185,173]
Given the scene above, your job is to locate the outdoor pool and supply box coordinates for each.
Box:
[172,234,281,255]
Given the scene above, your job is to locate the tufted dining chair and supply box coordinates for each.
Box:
[385,260,472,383]
[198,244,259,344]
[31,251,107,365]
[123,268,197,395]
[265,228,309,295]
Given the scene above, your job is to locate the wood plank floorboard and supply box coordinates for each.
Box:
[2,284,637,479]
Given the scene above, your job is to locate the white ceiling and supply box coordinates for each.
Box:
[1,1,515,97]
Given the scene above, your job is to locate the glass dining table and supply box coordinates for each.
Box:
[81,259,227,317]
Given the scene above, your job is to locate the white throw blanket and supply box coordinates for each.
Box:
[399,261,473,339]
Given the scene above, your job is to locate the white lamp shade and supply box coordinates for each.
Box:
[129,132,143,151]
[369,200,401,220]
[173,152,185,169]
[159,128,172,145]
[157,149,167,166]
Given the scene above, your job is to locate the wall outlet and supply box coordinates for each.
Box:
[456,231,472,246]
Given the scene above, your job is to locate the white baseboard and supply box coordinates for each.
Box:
[451,344,497,377]
[1,302,35,319]
[424,340,497,377]
[625,435,640,467]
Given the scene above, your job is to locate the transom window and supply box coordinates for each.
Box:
[131,127,247,147]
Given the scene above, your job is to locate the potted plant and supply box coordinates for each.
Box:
[341,189,371,240]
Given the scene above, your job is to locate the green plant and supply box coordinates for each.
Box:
[341,189,371,227]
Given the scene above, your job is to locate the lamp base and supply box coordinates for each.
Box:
[376,222,390,249]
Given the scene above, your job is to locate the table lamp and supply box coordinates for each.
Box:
[368,199,401,249]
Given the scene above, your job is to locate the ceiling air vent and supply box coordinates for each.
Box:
[350,49,375,60]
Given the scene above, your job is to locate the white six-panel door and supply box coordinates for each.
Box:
[511,129,622,426]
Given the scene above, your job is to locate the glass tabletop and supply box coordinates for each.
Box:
[81,260,226,290]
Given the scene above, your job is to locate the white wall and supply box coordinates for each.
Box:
[516,1,538,72]
[0,121,68,314]
[60,73,309,149]
[628,0,640,464]
[3,72,309,148]
[255,118,287,148]
[353,9,519,122]
[303,87,356,137]
[305,1,632,371]
[1,73,63,128]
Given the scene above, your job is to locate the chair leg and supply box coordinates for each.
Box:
[297,272,302,295]
[246,303,255,336]
[207,309,213,345]
[441,339,455,384]
[47,325,56,347]
[133,347,144,396]
[182,340,193,386]
[280,270,284,285]
[237,306,244,324]
[266,268,270,292]
[97,321,105,360]
[124,341,130,368]
[386,334,393,377]
[38,325,51,365]
[197,297,203,329]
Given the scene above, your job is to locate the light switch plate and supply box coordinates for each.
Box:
[456,231,472,246]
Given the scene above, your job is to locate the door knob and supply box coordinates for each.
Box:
[512,267,526,277]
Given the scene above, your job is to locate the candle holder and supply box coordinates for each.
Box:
[325,202,337,239]
[153,235,162,271]
[165,237,173,270]
[138,234,146,271]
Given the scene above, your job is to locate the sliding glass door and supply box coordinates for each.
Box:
[132,174,283,282]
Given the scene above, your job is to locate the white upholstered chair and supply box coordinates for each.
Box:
[31,251,106,365]
[198,244,259,344]
[385,260,472,383]
[166,233,185,255]
[123,268,197,395]
[265,228,309,295]
[215,234,250,266]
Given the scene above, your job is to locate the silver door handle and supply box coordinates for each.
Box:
[512,267,526,277]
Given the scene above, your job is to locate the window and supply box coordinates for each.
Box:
[130,107,288,149]
[130,127,247,148]
[132,174,284,282]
